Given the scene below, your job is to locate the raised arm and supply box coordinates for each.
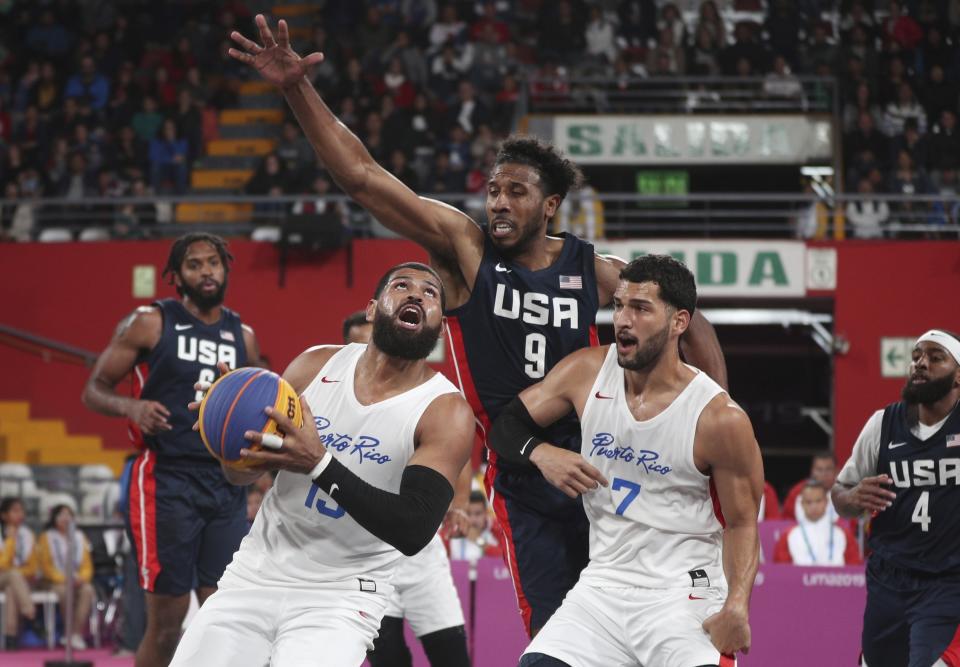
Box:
[488,347,608,497]
[229,15,484,268]
[82,307,170,434]
[696,396,763,657]
[596,253,728,389]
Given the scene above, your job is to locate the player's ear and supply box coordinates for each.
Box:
[674,309,691,336]
[365,299,376,322]
[542,193,561,219]
[439,315,448,337]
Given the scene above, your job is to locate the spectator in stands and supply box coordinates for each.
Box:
[114,178,157,238]
[695,1,726,49]
[472,22,513,92]
[64,55,110,113]
[32,61,62,116]
[471,1,510,44]
[880,2,924,52]
[764,54,804,101]
[382,30,428,89]
[802,22,837,75]
[721,22,767,76]
[840,1,876,43]
[764,0,801,67]
[647,26,686,76]
[26,10,74,61]
[275,119,314,177]
[773,480,862,566]
[883,82,928,137]
[334,58,375,117]
[448,491,502,561]
[617,0,658,49]
[890,118,929,171]
[783,453,838,521]
[173,90,202,163]
[688,24,722,76]
[429,4,467,53]
[920,65,958,125]
[430,45,471,103]
[538,0,585,65]
[917,25,951,77]
[0,497,38,649]
[291,173,349,230]
[842,82,883,133]
[929,110,960,175]
[54,152,95,200]
[36,504,95,651]
[106,61,141,127]
[131,95,163,143]
[758,481,781,520]
[658,3,687,49]
[845,111,888,186]
[388,149,421,190]
[845,178,890,239]
[148,118,189,195]
[585,6,618,65]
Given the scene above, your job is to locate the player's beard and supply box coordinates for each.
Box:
[901,372,957,405]
[371,307,440,360]
[617,322,671,372]
[181,275,227,311]
[488,215,545,258]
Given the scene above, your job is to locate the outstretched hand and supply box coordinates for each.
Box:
[229,14,324,89]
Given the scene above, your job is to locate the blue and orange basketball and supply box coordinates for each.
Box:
[198,367,303,467]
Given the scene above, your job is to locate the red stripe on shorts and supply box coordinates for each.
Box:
[128,450,160,592]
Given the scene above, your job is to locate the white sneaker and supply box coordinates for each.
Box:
[69,634,87,650]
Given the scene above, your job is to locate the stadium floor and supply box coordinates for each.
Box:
[3,648,132,666]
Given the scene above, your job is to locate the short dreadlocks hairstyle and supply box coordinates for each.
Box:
[494,135,584,202]
[162,233,233,296]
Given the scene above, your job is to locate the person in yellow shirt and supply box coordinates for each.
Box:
[36,504,95,651]
[1,497,38,649]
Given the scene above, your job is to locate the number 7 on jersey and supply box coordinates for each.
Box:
[611,477,642,515]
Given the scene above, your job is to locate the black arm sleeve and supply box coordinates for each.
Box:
[314,460,453,556]
[488,397,544,466]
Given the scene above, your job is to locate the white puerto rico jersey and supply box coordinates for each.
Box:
[578,345,727,589]
[225,343,460,589]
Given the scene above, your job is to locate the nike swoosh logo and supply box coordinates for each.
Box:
[689,594,705,600]
[595,391,614,400]
[174,324,193,331]
[519,437,536,455]
[330,483,339,496]
[495,263,512,273]
[889,441,908,449]
[321,377,340,383]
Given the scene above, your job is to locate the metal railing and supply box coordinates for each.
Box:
[3,192,957,240]
[521,75,837,115]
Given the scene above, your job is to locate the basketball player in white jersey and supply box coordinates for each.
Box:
[169,262,475,667]
[490,255,763,667]
[341,311,472,667]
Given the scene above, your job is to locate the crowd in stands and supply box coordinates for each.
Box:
[1,1,959,240]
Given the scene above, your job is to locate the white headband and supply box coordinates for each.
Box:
[916,330,960,366]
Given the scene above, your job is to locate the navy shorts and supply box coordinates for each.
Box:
[862,555,960,667]
[488,466,590,636]
[128,450,247,595]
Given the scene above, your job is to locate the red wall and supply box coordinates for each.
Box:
[0,239,440,448]
[1,240,958,466]
[830,241,960,465]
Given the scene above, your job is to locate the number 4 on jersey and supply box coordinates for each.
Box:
[911,491,931,532]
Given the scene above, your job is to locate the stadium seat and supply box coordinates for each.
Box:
[0,462,38,498]
[251,226,282,242]
[77,227,111,242]
[37,228,74,242]
[39,491,78,519]
[78,464,115,493]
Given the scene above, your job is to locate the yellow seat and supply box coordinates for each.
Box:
[0,402,30,420]
[219,109,284,125]
[273,4,317,17]
[238,81,277,96]
[190,170,253,189]
[207,139,277,157]
[176,202,254,224]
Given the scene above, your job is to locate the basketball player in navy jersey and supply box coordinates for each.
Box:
[229,14,727,635]
[833,330,960,667]
[82,233,263,667]
[490,255,762,667]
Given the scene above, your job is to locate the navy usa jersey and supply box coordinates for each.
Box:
[445,233,600,470]
[871,401,960,575]
[131,299,247,464]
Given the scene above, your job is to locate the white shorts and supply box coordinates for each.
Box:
[383,534,465,636]
[170,573,387,667]
[523,581,735,667]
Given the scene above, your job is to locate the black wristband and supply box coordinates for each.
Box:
[315,459,454,556]
[488,397,545,466]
